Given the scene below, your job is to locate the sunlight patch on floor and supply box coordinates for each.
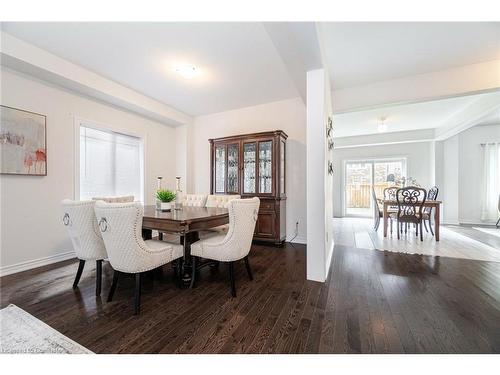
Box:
[333,217,500,263]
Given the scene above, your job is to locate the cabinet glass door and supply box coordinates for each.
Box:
[258,140,273,194]
[243,142,256,193]
[214,144,226,193]
[227,143,239,193]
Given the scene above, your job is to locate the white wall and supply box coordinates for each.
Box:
[458,124,500,224]
[441,135,460,224]
[440,125,500,225]
[0,68,178,275]
[332,141,433,217]
[306,68,333,282]
[188,97,307,243]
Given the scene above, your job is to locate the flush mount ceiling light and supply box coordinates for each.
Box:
[174,65,199,79]
[377,116,388,133]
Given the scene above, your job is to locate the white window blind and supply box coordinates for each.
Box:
[80,125,143,201]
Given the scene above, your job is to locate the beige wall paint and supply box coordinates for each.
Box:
[0,68,178,274]
[188,97,307,243]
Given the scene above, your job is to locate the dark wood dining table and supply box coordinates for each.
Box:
[141,205,229,282]
[380,199,442,241]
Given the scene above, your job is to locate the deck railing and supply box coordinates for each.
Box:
[346,183,393,208]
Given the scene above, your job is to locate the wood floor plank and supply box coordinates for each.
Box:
[2,233,500,354]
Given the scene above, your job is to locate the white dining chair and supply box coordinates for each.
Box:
[61,199,107,296]
[180,194,208,207]
[92,195,135,203]
[190,197,260,297]
[94,201,183,315]
[204,194,241,233]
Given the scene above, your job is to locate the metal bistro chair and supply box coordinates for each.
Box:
[392,186,427,241]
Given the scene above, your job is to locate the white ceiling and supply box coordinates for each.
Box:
[1,22,299,116]
[320,22,500,89]
[2,22,499,120]
[332,93,493,138]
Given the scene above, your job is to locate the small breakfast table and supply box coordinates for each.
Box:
[380,200,442,241]
[141,206,229,282]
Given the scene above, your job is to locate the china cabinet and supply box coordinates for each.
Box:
[209,130,287,245]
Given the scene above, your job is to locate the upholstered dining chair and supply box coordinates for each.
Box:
[391,187,427,241]
[180,194,208,207]
[92,195,135,203]
[422,186,439,235]
[371,187,382,231]
[94,201,183,315]
[205,194,241,233]
[61,199,107,296]
[190,197,260,297]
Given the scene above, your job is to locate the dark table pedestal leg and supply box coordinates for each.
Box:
[142,228,152,240]
[181,231,199,285]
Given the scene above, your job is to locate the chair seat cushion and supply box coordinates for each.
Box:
[388,213,422,220]
[144,239,183,262]
[191,234,227,260]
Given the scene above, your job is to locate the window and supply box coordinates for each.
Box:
[79,125,143,201]
[344,158,406,216]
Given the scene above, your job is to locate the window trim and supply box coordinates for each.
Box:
[73,116,146,203]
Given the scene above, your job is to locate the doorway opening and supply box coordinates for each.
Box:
[344,158,406,216]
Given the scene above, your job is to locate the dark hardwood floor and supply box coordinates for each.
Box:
[1,243,500,353]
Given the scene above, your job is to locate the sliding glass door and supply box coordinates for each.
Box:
[344,159,406,216]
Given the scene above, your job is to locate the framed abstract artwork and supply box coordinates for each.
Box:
[1,105,47,176]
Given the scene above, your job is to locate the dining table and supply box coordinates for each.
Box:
[379,199,443,241]
[141,205,229,283]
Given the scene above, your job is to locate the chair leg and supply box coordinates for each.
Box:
[397,220,400,239]
[423,220,429,233]
[228,262,236,297]
[190,256,197,289]
[420,222,424,242]
[134,273,142,315]
[390,219,393,235]
[107,270,120,302]
[429,219,435,236]
[496,217,500,228]
[96,260,102,296]
[416,223,418,236]
[73,260,85,289]
[244,256,253,281]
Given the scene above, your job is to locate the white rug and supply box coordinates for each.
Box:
[473,226,500,239]
[0,304,93,354]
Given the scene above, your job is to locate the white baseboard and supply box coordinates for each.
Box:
[287,236,307,245]
[0,251,76,277]
[442,220,460,225]
[459,220,498,226]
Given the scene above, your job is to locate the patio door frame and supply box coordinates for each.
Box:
[342,157,407,217]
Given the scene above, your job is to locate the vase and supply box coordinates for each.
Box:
[160,202,172,211]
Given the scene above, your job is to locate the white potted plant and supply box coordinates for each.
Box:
[156,189,176,211]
